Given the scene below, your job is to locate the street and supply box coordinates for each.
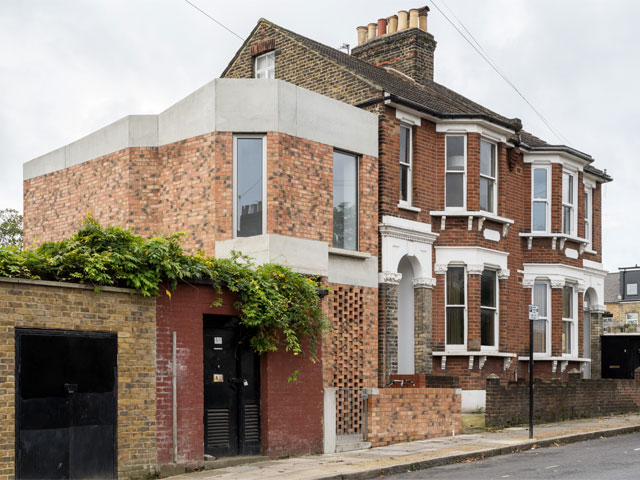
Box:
[387,431,640,479]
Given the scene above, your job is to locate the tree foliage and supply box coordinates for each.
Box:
[0,216,328,359]
[0,208,22,248]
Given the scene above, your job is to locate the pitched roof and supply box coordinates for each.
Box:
[266,20,522,131]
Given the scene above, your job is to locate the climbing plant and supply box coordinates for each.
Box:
[0,216,328,360]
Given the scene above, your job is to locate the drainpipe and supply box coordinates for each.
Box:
[172,331,178,463]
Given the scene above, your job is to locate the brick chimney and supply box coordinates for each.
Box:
[352,6,436,86]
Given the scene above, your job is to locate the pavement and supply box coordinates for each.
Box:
[167,413,640,480]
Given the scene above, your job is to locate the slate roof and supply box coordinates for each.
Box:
[268,21,522,131]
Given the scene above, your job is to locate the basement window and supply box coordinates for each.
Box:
[254,51,275,79]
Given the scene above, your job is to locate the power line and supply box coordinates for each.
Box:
[431,0,572,146]
[182,0,245,41]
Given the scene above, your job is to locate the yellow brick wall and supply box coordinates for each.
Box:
[606,301,640,327]
[0,278,157,479]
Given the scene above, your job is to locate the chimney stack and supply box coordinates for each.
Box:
[351,6,436,85]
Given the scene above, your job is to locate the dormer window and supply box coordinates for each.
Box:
[562,170,577,236]
[480,139,497,213]
[445,135,466,209]
[254,51,275,79]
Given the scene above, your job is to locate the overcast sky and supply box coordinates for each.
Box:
[1,0,638,271]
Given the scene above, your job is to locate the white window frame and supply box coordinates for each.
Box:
[584,186,593,250]
[562,169,578,236]
[562,284,578,357]
[399,124,413,206]
[532,281,551,357]
[445,134,467,211]
[480,268,499,351]
[531,165,551,232]
[445,265,467,350]
[254,51,275,79]
[479,138,498,215]
[232,134,267,238]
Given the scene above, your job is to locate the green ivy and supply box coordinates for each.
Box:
[0,216,328,360]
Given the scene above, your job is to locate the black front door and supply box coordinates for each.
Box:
[16,329,117,479]
[203,316,260,457]
[602,335,640,379]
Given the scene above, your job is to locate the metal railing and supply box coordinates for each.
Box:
[336,387,368,442]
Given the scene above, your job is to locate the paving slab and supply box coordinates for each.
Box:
[168,413,640,480]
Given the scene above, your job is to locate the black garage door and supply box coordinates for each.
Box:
[16,329,117,479]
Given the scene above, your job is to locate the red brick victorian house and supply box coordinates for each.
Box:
[21,4,611,472]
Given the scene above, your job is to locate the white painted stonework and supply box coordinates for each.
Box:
[521,263,606,307]
[434,246,509,278]
[483,229,501,242]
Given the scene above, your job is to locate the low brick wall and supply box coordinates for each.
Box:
[366,387,461,447]
[486,371,640,428]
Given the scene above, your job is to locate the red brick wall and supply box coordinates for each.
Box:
[485,373,640,428]
[156,283,325,465]
[366,387,462,446]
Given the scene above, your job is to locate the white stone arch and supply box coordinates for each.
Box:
[584,287,599,310]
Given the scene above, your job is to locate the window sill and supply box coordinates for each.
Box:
[434,351,517,371]
[584,249,598,255]
[430,210,514,237]
[519,232,589,252]
[328,247,371,260]
[397,202,421,213]
[517,356,590,374]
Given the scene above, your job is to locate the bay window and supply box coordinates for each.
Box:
[480,140,497,213]
[481,269,498,348]
[333,150,358,250]
[446,266,466,347]
[562,285,576,355]
[234,135,266,238]
[445,135,466,209]
[532,166,550,232]
[532,282,550,354]
[562,170,577,235]
[399,125,412,204]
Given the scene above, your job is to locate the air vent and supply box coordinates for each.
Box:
[206,408,230,448]
[243,404,260,442]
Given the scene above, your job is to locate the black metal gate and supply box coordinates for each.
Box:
[602,335,640,379]
[203,316,260,457]
[16,329,117,479]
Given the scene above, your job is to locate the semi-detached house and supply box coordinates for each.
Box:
[20,5,612,473]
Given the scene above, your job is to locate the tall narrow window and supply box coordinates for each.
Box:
[333,151,358,250]
[480,140,497,213]
[562,285,575,355]
[532,167,549,232]
[585,187,592,249]
[399,125,412,204]
[445,135,465,208]
[532,282,549,354]
[254,51,275,79]
[562,171,577,235]
[481,270,497,348]
[446,266,466,347]
[235,136,265,238]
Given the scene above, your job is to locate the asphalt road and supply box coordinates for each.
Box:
[386,431,640,480]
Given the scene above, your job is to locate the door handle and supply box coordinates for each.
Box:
[230,378,249,386]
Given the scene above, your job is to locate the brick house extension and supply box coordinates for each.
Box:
[220,6,612,409]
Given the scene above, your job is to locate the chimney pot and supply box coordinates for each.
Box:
[377,18,387,36]
[356,26,367,45]
[418,6,429,31]
[387,15,398,34]
[398,10,408,31]
[367,23,376,41]
[409,9,419,28]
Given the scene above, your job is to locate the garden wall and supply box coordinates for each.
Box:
[485,370,640,428]
[366,387,461,447]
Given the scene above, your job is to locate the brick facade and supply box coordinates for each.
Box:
[0,278,157,479]
[366,387,461,447]
[485,371,640,428]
